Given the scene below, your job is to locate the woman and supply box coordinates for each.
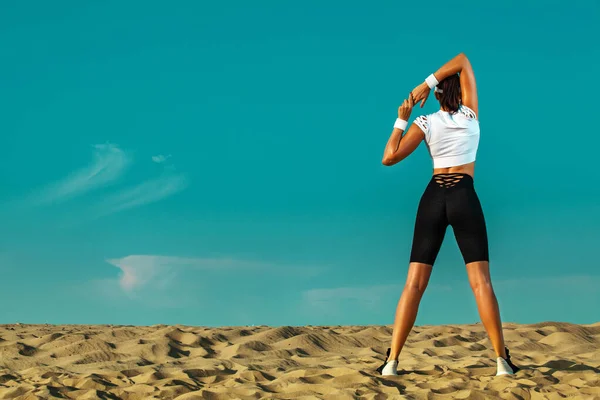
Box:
[377,53,519,377]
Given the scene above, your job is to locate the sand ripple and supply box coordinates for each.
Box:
[0,322,598,399]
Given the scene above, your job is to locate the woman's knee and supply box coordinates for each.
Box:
[404,263,432,295]
[466,261,492,290]
[470,279,494,294]
[404,280,426,296]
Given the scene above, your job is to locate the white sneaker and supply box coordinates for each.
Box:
[496,357,514,376]
[496,347,520,376]
[376,348,398,376]
[381,359,398,376]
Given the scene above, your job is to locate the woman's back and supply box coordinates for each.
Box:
[414,104,480,171]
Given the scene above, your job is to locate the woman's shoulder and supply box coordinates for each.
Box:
[458,104,477,120]
[414,114,431,134]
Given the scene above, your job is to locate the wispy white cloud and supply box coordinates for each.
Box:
[302,282,453,313]
[304,275,600,309]
[31,143,128,205]
[21,145,188,220]
[106,255,195,292]
[105,255,322,294]
[94,169,188,217]
[492,275,600,323]
[304,284,401,308]
[297,275,600,324]
[305,275,600,310]
[494,275,600,290]
[151,154,171,163]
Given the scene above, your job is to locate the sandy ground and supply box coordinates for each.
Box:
[0,321,598,399]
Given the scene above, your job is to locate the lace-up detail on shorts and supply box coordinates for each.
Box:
[433,173,466,188]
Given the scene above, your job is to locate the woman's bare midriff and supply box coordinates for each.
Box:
[433,161,475,178]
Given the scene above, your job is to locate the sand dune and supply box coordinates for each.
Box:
[0,322,598,399]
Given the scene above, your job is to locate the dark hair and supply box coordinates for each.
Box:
[437,73,461,112]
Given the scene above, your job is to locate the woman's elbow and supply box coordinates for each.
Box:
[382,156,397,166]
[458,52,470,66]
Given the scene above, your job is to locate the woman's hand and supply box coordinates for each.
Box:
[398,93,415,120]
[410,82,431,108]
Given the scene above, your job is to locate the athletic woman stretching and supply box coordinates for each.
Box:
[377,53,519,377]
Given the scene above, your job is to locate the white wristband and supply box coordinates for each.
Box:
[425,73,439,89]
[394,118,408,131]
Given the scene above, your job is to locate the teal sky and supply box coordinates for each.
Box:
[1,1,598,327]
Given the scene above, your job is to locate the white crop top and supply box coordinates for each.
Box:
[413,105,480,169]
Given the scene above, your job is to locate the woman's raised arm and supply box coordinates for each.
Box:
[411,53,479,117]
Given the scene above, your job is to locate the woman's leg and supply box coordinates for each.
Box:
[387,262,433,361]
[386,178,446,362]
[466,261,507,358]
[445,175,508,359]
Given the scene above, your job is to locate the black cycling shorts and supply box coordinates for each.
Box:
[409,173,489,265]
